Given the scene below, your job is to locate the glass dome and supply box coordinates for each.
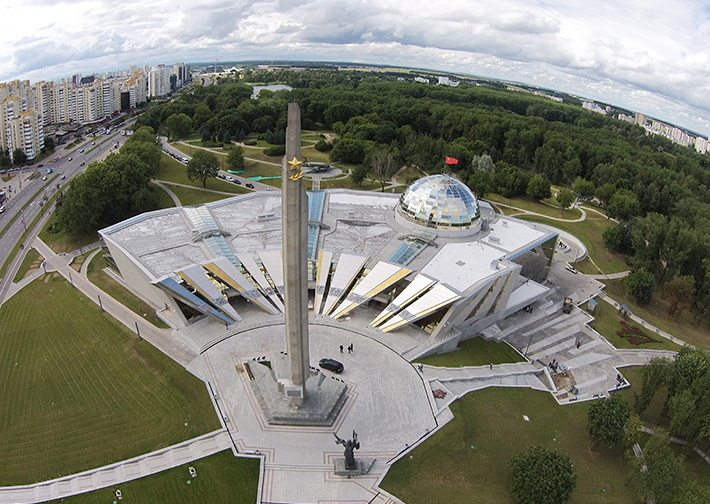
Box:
[398,174,480,230]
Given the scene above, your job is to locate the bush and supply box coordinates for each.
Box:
[263,145,285,156]
[315,139,332,152]
[243,140,257,146]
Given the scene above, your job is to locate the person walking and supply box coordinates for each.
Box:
[340,345,344,353]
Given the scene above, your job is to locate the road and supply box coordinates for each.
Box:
[0,124,132,289]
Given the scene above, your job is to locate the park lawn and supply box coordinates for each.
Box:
[415,337,524,367]
[162,184,235,206]
[46,451,260,504]
[13,247,42,281]
[0,274,219,484]
[602,278,710,350]
[517,213,629,275]
[486,193,582,220]
[381,387,638,504]
[319,176,382,191]
[590,301,682,352]
[87,251,170,329]
[39,222,98,254]
[395,165,426,185]
[156,154,242,193]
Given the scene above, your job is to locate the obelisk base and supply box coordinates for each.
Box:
[247,353,348,426]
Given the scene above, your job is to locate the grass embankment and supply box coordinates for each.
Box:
[517,213,628,275]
[86,251,169,329]
[150,181,178,209]
[602,278,710,350]
[415,337,524,367]
[0,274,219,484]
[486,193,583,220]
[590,301,682,352]
[12,248,42,282]
[382,387,637,504]
[46,451,260,504]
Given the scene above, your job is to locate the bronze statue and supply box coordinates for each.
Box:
[334,430,360,470]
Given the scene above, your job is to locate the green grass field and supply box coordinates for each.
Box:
[46,451,260,504]
[13,247,42,282]
[382,387,638,504]
[590,302,682,352]
[486,193,583,220]
[0,274,219,484]
[151,182,178,209]
[86,251,170,329]
[161,184,235,206]
[415,336,525,367]
[517,213,628,274]
[39,222,98,254]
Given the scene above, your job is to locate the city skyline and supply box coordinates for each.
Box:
[2,1,709,137]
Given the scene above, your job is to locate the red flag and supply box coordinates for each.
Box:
[445,156,459,165]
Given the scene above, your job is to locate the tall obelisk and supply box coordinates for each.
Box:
[280,103,309,406]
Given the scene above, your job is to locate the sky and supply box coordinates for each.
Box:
[2,0,710,137]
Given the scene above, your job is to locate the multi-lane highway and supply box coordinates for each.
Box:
[0,125,130,290]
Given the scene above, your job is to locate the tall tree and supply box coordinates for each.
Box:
[588,394,631,449]
[664,275,695,318]
[527,174,551,201]
[556,188,575,214]
[186,150,219,188]
[508,446,576,504]
[370,148,399,192]
[227,145,245,172]
[12,148,27,165]
[166,113,193,141]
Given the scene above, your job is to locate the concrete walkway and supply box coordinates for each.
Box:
[151,180,182,206]
[0,430,233,504]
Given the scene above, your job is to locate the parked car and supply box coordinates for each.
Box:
[319,358,344,373]
[0,206,5,213]
[245,183,254,189]
[234,179,242,185]
[225,175,234,182]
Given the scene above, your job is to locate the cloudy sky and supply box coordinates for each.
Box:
[2,0,710,136]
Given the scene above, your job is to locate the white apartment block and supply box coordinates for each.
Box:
[148,65,173,97]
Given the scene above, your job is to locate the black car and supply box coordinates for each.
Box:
[245,183,254,189]
[319,358,344,373]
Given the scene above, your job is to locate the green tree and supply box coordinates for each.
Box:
[588,394,631,449]
[556,188,575,213]
[351,165,368,187]
[573,177,595,199]
[370,148,399,192]
[12,148,27,165]
[640,432,686,504]
[186,150,219,187]
[227,145,245,172]
[166,113,193,141]
[664,275,695,319]
[468,170,493,198]
[626,268,655,305]
[0,151,10,168]
[674,480,710,504]
[608,188,641,220]
[330,138,368,164]
[634,357,671,413]
[43,136,55,152]
[527,174,551,201]
[595,182,616,206]
[508,446,576,504]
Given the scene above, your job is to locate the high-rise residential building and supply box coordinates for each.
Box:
[148,65,172,98]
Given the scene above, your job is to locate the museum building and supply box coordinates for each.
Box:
[99,174,557,357]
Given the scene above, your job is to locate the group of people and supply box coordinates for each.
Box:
[339,343,354,354]
[549,359,562,373]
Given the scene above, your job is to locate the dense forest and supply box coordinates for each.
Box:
[128,68,710,322]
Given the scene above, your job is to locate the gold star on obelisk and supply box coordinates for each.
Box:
[288,156,304,180]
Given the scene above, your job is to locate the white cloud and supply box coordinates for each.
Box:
[1,0,709,136]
